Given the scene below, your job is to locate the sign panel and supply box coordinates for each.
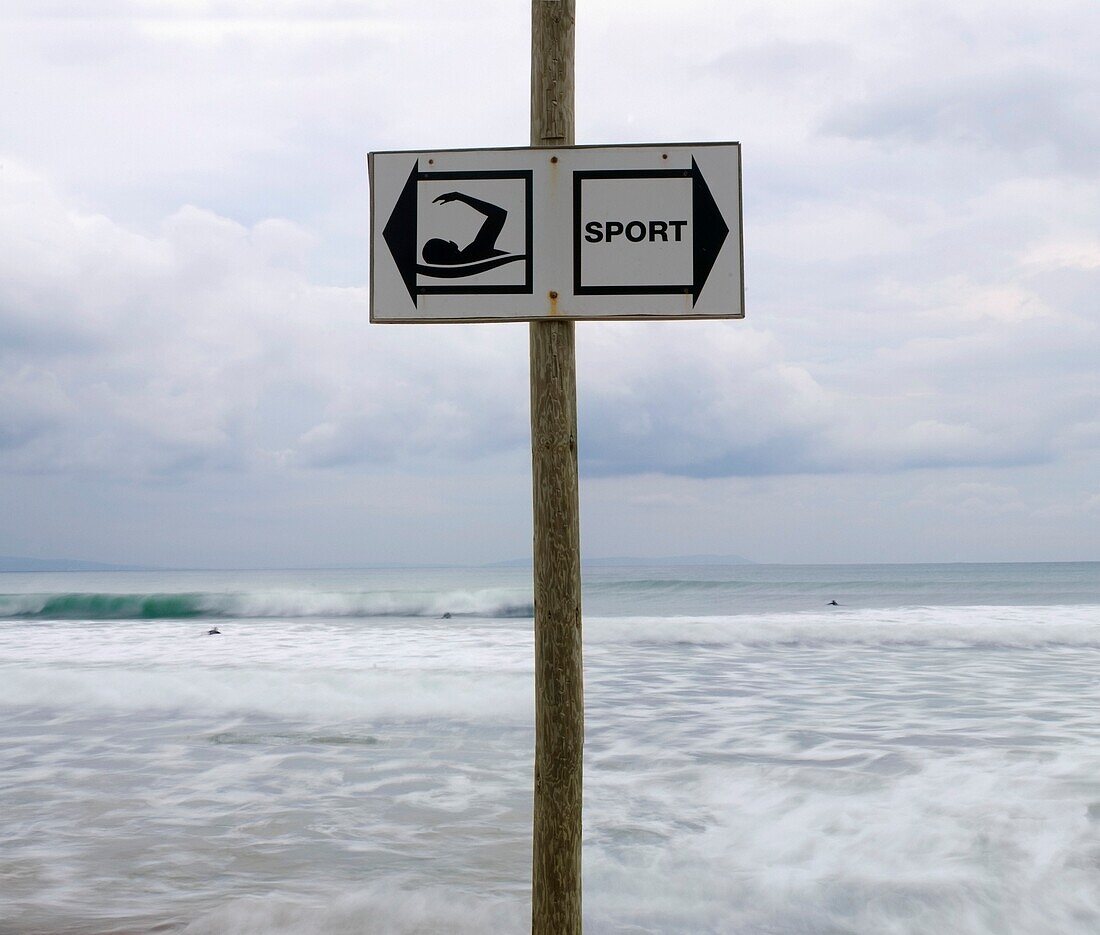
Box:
[368,142,742,323]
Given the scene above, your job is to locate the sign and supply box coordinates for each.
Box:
[368,142,742,323]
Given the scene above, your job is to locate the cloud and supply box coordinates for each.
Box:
[1021,240,1100,273]
[0,0,528,252]
[577,324,834,477]
[0,162,534,479]
[0,1,1098,563]
[910,482,1024,517]
[1,1,1100,497]
[0,367,71,450]
[826,68,1100,176]
[3,153,1100,488]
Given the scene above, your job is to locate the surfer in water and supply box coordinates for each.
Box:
[827,600,839,606]
[419,192,523,277]
[207,626,221,635]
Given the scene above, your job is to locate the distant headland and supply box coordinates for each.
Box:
[0,556,155,573]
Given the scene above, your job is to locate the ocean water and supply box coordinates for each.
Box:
[2,562,1100,934]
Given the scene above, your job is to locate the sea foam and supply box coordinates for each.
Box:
[5,566,1100,934]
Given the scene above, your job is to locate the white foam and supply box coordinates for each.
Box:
[0,664,533,722]
[7,600,1100,933]
[584,746,1100,934]
[585,603,1100,648]
[181,884,524,935]
[224,587,532,620]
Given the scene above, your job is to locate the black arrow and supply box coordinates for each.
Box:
[691,157,729,306]
[382,161,419,306]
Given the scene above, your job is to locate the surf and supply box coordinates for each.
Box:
[0,589,534,621]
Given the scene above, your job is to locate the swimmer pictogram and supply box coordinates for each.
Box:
[417,192,527,278]
[381,162,534,305]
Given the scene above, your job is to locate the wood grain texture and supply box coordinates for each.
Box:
[531,0,574,146]
[530,1,582,933]
[529,318,583,935]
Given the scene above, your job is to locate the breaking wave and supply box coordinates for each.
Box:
[0,589,534,621]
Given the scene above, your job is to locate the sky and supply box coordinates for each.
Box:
[1,0,1099,567]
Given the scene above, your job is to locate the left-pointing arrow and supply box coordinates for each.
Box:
[383,162,419,306]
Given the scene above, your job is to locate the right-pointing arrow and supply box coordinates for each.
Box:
[691,158,729,306]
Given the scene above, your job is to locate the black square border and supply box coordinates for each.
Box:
[573,168,694,297]
[416,169,534,296]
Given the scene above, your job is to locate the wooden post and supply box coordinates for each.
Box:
[530,1,582,934]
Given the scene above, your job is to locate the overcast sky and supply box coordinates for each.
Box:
[1,0,1098,567]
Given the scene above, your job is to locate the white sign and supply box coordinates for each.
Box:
[368,142,742,323]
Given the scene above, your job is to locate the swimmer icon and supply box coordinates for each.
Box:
[418,191,526,278]
[379,162,534,305]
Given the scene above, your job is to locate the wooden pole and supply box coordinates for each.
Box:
[529,1,582,934]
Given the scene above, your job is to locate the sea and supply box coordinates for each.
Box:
[3,562,1100,934]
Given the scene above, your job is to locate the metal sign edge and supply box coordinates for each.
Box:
[367,140,741,158]
[367,142,745,323]
[367,152,378,324]
[369,311,745,324]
